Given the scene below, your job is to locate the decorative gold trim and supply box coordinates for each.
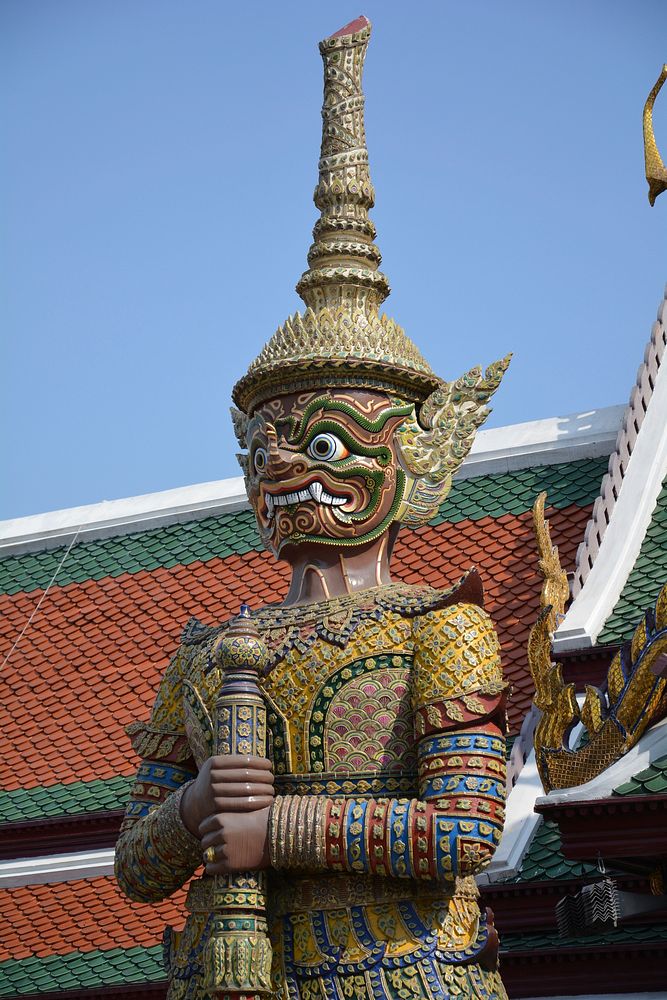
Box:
[644,64,667,206]
[533,569,667,792]
[528,492,570,717]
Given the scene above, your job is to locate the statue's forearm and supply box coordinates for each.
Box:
[115,782,202,903]
[269,728,505,880]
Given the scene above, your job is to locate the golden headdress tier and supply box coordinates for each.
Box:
[232,17,443,414]
[296,16,389,313]
[232,307,440,413]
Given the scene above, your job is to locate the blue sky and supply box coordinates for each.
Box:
[3,0,667,519]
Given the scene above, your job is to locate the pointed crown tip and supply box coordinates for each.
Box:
[329,15,370,39]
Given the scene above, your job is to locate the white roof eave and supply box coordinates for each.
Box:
[0,406,622,558]
[553,360,667,653]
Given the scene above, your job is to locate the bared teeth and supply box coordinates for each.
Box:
[266,479,348,513]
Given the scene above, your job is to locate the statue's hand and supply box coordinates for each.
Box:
[180,754,274,838]
[200,806,271,873]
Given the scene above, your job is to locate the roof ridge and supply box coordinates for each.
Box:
[572,285,667,596]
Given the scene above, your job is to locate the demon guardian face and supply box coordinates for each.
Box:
[241,389,411,556]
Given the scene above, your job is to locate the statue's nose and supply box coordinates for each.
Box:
[264,441,307,481]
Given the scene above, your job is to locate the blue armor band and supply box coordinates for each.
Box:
[136,761,194,790]
[115,783,201,903]
[345,799,370,872]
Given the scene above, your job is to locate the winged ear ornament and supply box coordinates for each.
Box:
[644,64,667,206]
[230,406,249,448]
[230,406,251,481]
[395,354,511,527]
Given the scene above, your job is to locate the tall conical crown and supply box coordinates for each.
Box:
[296,15,388,313]
[233,17,441,414]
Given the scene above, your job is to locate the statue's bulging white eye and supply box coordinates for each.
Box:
[306,433,349,462]
[253,447,268,473]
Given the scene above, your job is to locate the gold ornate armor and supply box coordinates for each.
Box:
[115,16,511,999]
[117,581,508,999]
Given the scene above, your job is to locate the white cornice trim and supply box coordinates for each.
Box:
[0,406,621,558]
[571,289,667,597]
[0,848,115,888]
[459,405,622,480]
[553,357,667,652]
[477,745,545,885]
[534,715,667,807]
[0,477,248,557]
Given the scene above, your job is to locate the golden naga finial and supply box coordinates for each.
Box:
[644,64,667,206]
[296,15,389,314]
[528,497,667,793]
[530,517,667,797]
[527,493,572,720]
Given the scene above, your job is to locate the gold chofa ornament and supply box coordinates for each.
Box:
[232,16,510,528]
[644,64,667,206]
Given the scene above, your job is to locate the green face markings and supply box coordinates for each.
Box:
[301,420,393,468]
[283,396,412,449]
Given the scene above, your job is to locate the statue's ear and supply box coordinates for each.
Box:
[230,406,249,449]
[395,355,511,527]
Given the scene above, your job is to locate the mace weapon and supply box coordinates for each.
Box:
[204,605,273,1000]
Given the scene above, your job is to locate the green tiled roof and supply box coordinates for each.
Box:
[501,921,667,952]
[0,776,132,824]
[0,510,261,596]
[431,458,608,526]
[0,458,608,596]
[0,945,164,996]
[3,924,664,997]
[598,478,667,645]
[613,752,667,796]
[510,818,601,882]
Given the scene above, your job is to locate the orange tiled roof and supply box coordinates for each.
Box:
[1,505,589,796]
[0,876,183,961]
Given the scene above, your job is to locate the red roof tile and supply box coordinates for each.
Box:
[0,877,184,961]
[1,506,588,793]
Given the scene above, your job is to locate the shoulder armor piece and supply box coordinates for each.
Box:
[412,601,505,711]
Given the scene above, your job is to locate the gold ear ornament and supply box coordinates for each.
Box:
[395,355,512,527]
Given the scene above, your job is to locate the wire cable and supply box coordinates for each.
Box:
[1,526,82,672]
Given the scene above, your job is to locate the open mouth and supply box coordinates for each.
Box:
[265,479,350,521]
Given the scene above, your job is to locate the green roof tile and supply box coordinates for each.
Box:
[598,478,667,644]
[0,945,164,996]
[510,818,602,882]
[431,458,607,526]
[612,752,667,796]
[501,921,667,953]
[0,458,607,596]
[0,775,133,823]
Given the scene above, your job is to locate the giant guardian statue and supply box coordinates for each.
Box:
[116,17,511,1000]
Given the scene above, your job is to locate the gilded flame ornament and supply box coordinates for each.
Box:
[528,498,667,793]
[644,64,667,206]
